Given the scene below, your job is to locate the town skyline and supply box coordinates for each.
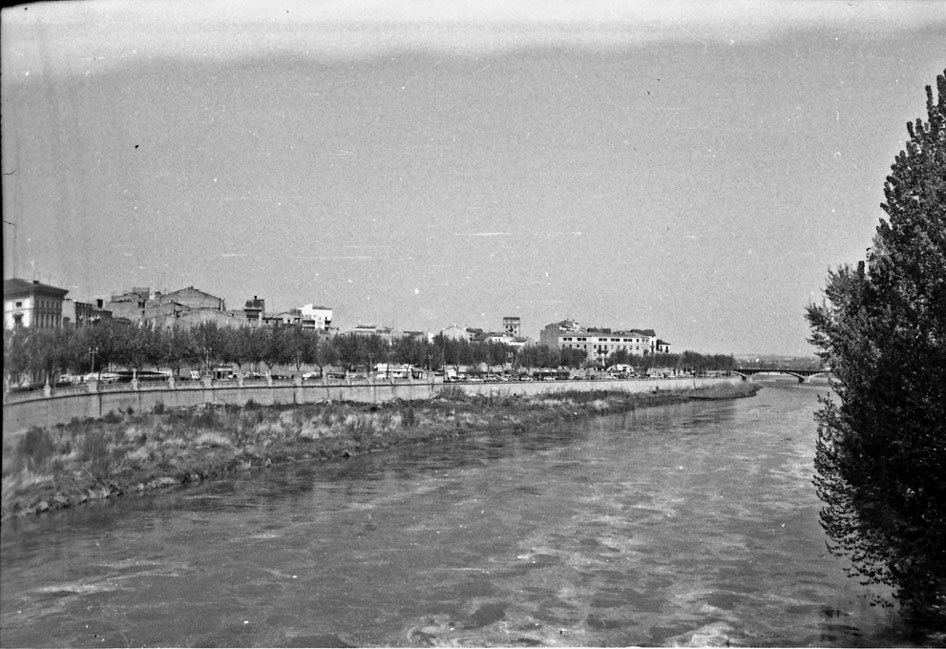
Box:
[3,1,944,356]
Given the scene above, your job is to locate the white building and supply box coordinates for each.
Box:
[300,304,333,330]
[3,278,69,330]
[540,319,667,365]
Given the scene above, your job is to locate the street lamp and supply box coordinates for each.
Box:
[89,347,99,377]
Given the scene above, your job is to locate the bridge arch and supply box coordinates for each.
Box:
[732,368,831,384]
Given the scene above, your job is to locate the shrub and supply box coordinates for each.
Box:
[80,430,111,479]
[102,410,122,424]
[402,405,417,428]
[439,385,467,401]
[17,427,56,470]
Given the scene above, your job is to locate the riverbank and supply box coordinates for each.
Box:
[1,381,759,520]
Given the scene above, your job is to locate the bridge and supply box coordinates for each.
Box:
[732,368,832,384]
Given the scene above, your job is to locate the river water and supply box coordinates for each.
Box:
[0,383,920,647]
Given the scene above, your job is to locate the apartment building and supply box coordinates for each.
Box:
[540,319,669,364]
[3,278,69,330]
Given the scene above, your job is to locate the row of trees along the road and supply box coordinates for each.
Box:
[3,320,735,385]
[807,69,945,625]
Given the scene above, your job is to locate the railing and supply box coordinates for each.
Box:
[3,375,437,403]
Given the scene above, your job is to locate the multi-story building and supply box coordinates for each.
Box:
[3,278,69,329]
[299,304,333,331]
[503,316,521,337]
[62,298,111,328]
[243,296,265,326]
[538,319,583,348]
[106,287,150,322]
[108,285,229,328]
[540,319,669,365]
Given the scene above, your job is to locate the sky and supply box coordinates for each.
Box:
[2,1,944,356]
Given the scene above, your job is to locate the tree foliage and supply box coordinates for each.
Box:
[806,70,946,622]
[6,321,742,386]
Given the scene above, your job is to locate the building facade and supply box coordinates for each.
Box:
[540,319,668,365]
[244,296,265,326]
[62,298,112,328]
[108,285,230,328]
[299,304,333,330]
[3,278,69,330]
[503,316,521,337]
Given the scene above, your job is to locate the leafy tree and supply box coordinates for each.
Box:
[221,325,254,371]
[3,328,31,385]
[285,327,318,372]
[59,326,91,375]
[157,325,193,375]
[334,333,361,370]
[125,322,161,371]
[559,347,585,369]
[191,322,225,372]
[806,70,946,622]
[486,342,509,373]
[87,320,132,376]
[260,325,292,372]
[312,335,339,377]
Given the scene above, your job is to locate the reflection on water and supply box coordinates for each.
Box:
[0,384,921,647]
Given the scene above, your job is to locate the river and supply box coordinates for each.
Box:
[0,383,920,647]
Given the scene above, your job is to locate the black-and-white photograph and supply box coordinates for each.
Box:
[2,1,944,646]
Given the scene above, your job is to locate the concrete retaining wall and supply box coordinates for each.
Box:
[2,376,741,440]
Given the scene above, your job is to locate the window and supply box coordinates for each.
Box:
[15,301,22,307]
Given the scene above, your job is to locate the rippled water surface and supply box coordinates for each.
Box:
[1,384,919,646]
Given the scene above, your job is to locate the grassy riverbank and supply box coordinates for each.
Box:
[1,382,759,520]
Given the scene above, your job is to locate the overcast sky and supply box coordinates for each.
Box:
[2,1,944,355]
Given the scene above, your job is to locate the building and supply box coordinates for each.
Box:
[403,330,434,343]
[243,296,265,326]
[62,298,111,328]
[160,286,225,311]
[3,278,69,329]
[171,309,245,330]
[540,319,668,365]
[347,324,404,343]
[538,319,583,348]
[439,324,471,341]
[107,285,229,328]
[106,287,150,322]
[299,304,333,330]
[503,316,521,337]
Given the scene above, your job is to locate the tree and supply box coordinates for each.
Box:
[312,335,338,377]
[285,327,318,372]
[3,328,31,387]
[806,70,946,622]
[260,326,292,372]
[157,325,193,375]
[125,322,161,371]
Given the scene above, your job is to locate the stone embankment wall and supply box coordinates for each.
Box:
[2,376,742,439]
